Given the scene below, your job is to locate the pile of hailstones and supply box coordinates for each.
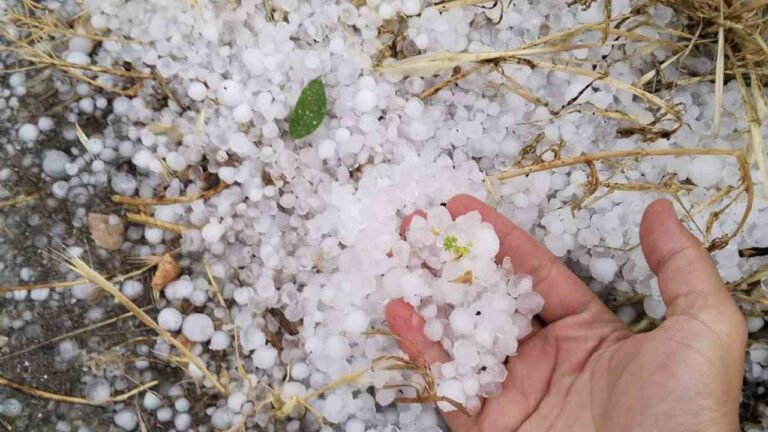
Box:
[401,206,543,412]
[306,204,544,418]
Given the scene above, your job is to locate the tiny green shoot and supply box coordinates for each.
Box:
[443,234,473,258]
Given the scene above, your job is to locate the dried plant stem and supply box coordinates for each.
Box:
[0,307,151,361]
[493,148,741,180]
[0,262,155,293]
[419,63,486,100]
[112,181,229,206]
[434,0,495,12]
[125,213,193,234]
[0,374,157,406]
[0,192,40,209]
[493,148,753,251]
[66,258,228,395]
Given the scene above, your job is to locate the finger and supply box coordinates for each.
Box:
[639,199,746,338]
[384,300,477,431]
[447,194,616,324]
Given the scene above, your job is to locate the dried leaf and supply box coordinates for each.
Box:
[151,254,181,291]
[88,213,124,251]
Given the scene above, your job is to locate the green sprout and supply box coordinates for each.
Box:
[442,234,473,258]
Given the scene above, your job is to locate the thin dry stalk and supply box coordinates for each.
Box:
[66,257,228,396]
[0,374,157,406]
[125,213,193,234]
[0,307,152,361]
[0,262,156,293]
[112,181,229,206]
[493,147,754,251]
[0,192,40,209]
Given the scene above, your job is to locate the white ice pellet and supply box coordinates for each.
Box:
[114,410,137,431]
[689,156,723,188]
[589,257,618,283]
[1,399,22,417]
[174,413,192,431]
[318,139,337,159]
[187,82,207,101]
[143,392,162,411]
[18,123,40,142]
[217,80,244,106]
[121,280,144,299]
[85,378,111,404]
[233,103,253,123]
[344,309,370,333]
[181,313,215,342]
[209,330,231,350]
[158,307,183,331]
[643,296,667,320]
[448,308,475,335]
[252,345,278,369]
[747,316,765,333]
[354,89,378,112]
[202,222,226,243]
[227,392,247,412]
[42,150,71,179]
[436,379,466,412]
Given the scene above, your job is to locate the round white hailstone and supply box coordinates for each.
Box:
[436,379,466,412]
[471,225,500,258]
[143,392,162,411]
[85,378,111,404]
[453,340,480,366]
[174,413,192,431]
[1,399,22,417]
[689,156,723,188]
[58,340,79,361]
[165,279,193,301]
[72,284,96,300]
[449,308,475,335]
[165,152,187,171]
[42,150,71,179]
[231,131,258,157]
[121,280,143,299]
[217,80,244,107]
[318,139,336,159]
[354,89,378,112]
[30,288,49,301]
[65,51,90,65]
[18,123,40,142]
[290,362,310,380]
[324,335,351,359]
[423,319,443,341]
[181,313,215,342]
[344,309,369,333]
[242,48,264,74]
[114,409,138,431]
[158,308,183,331]
[402,0,421,15]
[37,116,54,132]
[209,330,231,350]
[746,316,765,333]
[174,397,190,412]
[233,103,253,123]
[256,277,276,298]
[211,408,232,430]
[345,419,366,432]
[615,305,637,325]
[375,388,396,406]
[643,296,667,320]
[404,98,424,118]
[252,345,278,369]
[589,257,618,283]
[463,376,480,397]
[187,81,207,101]
[202,222,226,242]
[227,392,247,412]
[156,407,173,423]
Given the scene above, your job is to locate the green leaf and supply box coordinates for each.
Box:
[289,78,327,140]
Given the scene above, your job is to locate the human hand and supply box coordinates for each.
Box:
[386,194,747,432]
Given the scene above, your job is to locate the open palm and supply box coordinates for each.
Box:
[386,195,746,432]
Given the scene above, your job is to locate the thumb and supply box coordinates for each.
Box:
[639,199,745,338]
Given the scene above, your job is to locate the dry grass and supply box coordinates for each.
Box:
[0,373,157,406]
[1,0,156,96]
